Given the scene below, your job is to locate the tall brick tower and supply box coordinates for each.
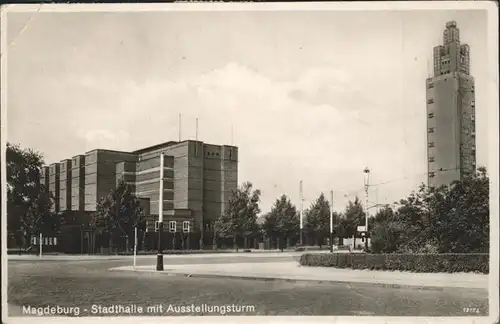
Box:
[426,21,476,188]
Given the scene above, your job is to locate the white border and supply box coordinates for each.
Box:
[1,2,498,324]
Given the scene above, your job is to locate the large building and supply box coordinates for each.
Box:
[426,21,476,188]
[40,140,238,247]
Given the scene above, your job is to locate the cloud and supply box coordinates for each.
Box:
[10,60,423,214]
[77,129,131,152]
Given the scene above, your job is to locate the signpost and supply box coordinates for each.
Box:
[39,233,42,259]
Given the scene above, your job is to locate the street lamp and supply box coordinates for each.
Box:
[329,190,334,253]
[299,180,304,246]
[156,152,165,271]
[363,167,370,251]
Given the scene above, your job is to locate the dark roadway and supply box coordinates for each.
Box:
[7,256,488,317]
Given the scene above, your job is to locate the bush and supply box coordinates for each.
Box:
[117,249,237,255]
[299,253,489,274]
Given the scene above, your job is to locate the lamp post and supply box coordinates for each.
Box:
[299,181,304,246]
[156,152,165,271]
[329,190,334,253]
[363,167,370,251]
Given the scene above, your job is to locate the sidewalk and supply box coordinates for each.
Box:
[7,251,315,261]
[110,261,489,290]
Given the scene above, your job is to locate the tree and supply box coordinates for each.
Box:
[368,167,489,254]
[17,184,58,248]
[305,193,331,248]
[438,167,489,253]
[214,182,261,251]
[7,143,45,235]
[367,206,399,253]
[263,194,299,250]
[90,180,146,252]
[343,197,365,248]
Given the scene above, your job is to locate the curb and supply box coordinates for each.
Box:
[110,268,486,292]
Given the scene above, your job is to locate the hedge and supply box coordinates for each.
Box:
[117,249,242,255]
[299,253,489,274]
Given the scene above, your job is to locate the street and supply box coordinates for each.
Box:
[7,255,488,316]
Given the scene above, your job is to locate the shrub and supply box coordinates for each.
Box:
[299,252,489,274]
[117,249,236,255]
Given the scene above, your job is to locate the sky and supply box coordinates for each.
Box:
[4,7,492,215]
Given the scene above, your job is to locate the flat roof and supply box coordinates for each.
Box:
[132,141,180,155]
[84,148,134,155]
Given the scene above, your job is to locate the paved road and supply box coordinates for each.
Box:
[7,256,488,317]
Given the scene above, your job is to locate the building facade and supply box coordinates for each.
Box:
[426,21,476,188]
[41,140,238,248]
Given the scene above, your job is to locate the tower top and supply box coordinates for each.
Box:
[446,21,457,28]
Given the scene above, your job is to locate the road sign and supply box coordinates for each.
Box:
[357,226,366,232]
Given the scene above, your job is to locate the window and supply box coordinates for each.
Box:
[429,157,435,162]
[428,113,434,118]
[428,127,435,133]
[183,221,190,233]
[216,152,220,156]
[169,221,177,233]
[427,82,434,89]
[427,98,434,104]
[428,142,435,148]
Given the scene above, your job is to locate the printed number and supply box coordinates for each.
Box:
[463,307,480,314]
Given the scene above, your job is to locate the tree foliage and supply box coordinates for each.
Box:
[90,180,146,242]
[305,193,337,247]
[6,143,46,233]
[214,182,261,248]
[263,194,299,249]
[341,197,365,247]
[6,143,57,247]
[369,167,489,254]
[23,184,59,236]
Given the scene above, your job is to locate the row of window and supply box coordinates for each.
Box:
[152,220,190,233]
[31,236,58,246]
[441,59,451,65]
[429,141,475,149]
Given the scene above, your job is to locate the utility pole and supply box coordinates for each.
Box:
[231,124,234,146]
[363,167,370,251]
[299,181,304,246]
[178,113,182,142]
[156,152,165,271]
[330,190,334,253]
